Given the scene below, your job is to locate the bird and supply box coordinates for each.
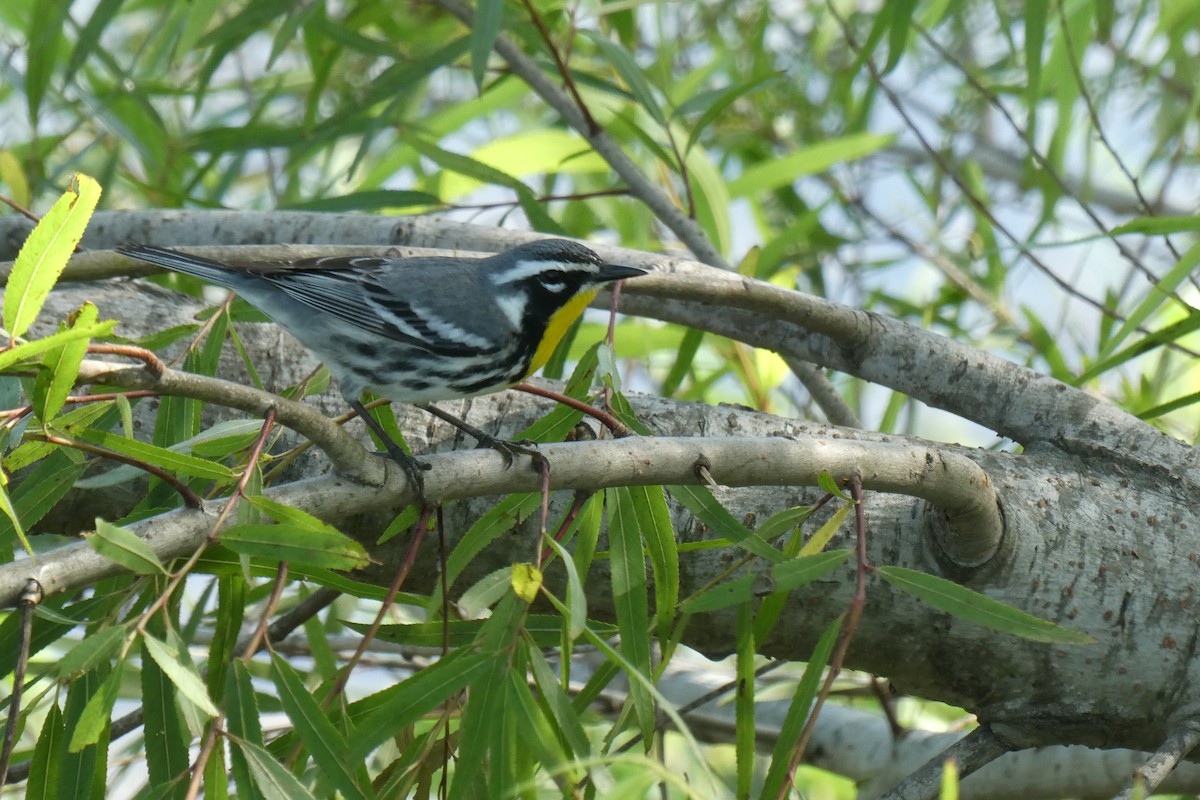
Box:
[114,238,648,493]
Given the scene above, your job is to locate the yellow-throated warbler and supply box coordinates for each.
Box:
[115,239,647,490]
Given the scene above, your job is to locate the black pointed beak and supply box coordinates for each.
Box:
[597,263,648,282]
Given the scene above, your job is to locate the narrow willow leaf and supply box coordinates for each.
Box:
[446,642,511,796]
[797,504,852,557]
[582,30,667,126]
[36,301,99,422]
[877,566,1096,644]
[142,633,220,716]
[4,173,102,338]
[0,320,118,372]
[0,150,30,208]
[69,661,124,752]
[883,0,920,74]
[360,615,615,649]
[226,661,264,797]
[1111,216,1200,236]
[55,624,128,682]
[441,492,541,592]
[349,650,491,760]
[683,550,851,614]
[527,646,592,763]
[754,505,816,545]
[629,484,679,640]
[142,619,191,795]
[244,493,341,532]
[608,487,655,742]
[816,469,851,500]
[88,518,167,575]
[678,73,783,153]
[237,739,319,800]
[80,429,235,480]
[668,485,784,563]
[760,615,843,798]
[1089,238,1200,371]
[543,535,588,641]
[270,653,367,800]
[458,566,516,617]
[220,523,370,571]
[26,700,65,799]
[470,0,502,89]
[0,480,30,556]
[727,133,894,197]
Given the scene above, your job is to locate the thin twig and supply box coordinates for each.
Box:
[0,580,41,788]
[782,475,869,794]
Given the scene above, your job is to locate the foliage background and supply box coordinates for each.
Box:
[2,0,1200,797]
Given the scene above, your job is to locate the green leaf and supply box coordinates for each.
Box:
[542,535,588,641]
[760,615,843,798]
[667,485,784,563]
[360,614,615,649]
[236,739,319,800]
[55,624,129,682]
[628,485,679,639]
[142,619,191,797]
[440,492,541,594]
[142,633,221,716]
[727,133,894,197]
[60,665,111,793]
[1024,0,1046,103]
[1077,307,1200,385]
[349,649,492,760]
[754,505,817,545]
[79,429,236,480]
[608,487,655,742]
[69,661,125,752]
[470,0,502,89]
[282,189,441,212]
[35,302,99,422]
[883,0,920,74]
[1110,215,1200,236]
[676,74,784,153]
[270,653,368,800]
[226,661,265,797]
[582,30,667,126]
[4,174,103,338]
[26,699,65,799]
[88,518,167,575]
[0,479,29,557]
[1084,240,1200,378]
[682,550,851,614]
[220,522,370,571]
[876,566,1096,644]
[0,320,118,372]
[797,504,852,557]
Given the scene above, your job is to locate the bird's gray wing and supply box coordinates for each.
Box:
[262,263,499,356]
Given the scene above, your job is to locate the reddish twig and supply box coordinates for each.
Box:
[86,344,166,376]
[519,0,598,133]
[32,432,203,508]
[781,475,869,796]
[513,383,632,437]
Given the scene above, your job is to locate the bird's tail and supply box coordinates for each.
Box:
[115,244,244,289]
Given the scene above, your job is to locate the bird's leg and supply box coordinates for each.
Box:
[416,402,546,470]
[349,400,430,497]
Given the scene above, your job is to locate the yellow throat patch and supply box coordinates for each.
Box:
[526,287,602,376]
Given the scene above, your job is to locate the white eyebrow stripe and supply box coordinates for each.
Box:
[491,258,596,284]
